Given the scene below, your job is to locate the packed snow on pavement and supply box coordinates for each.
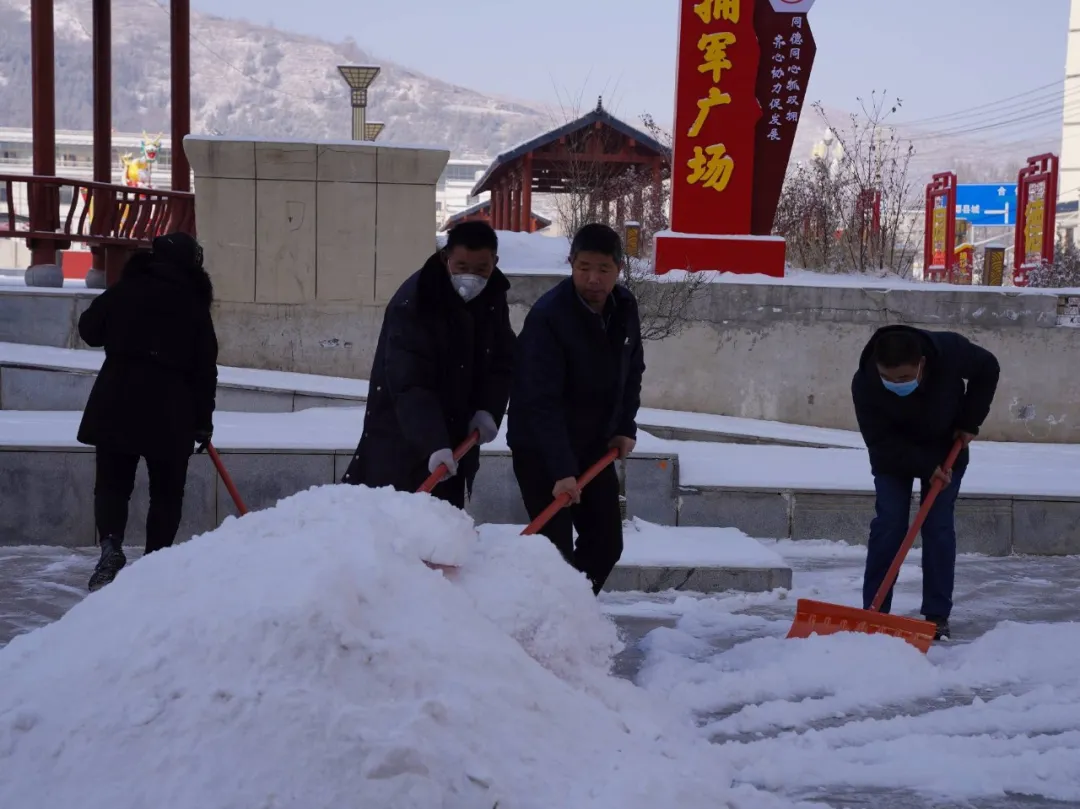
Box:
[0,483,806,809]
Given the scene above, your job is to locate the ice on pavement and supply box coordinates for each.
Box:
[0,483,807,809]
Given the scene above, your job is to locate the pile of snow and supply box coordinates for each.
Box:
[0,484,806,809]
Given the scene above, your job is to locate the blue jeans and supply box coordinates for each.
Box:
[862,467,965,618]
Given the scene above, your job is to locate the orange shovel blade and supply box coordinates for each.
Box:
[786,598,936,654]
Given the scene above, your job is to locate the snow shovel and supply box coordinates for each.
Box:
[417,430,480,494]
[207,442,249,516]
[521,448,620,536]
[417,430,480,574]
[786,438,965,654]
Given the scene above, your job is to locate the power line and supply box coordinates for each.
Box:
[891,79,1067,128]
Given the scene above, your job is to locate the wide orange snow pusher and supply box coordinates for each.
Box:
[786,438,965,654]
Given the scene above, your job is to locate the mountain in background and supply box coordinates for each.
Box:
[0,0,1060,180]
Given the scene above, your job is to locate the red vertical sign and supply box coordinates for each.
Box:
[1013,153,1058,287]
[923,172,957,283]
[668,0,763,235]
[750,2,817,235]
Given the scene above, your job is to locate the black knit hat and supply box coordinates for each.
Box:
[152,232,203,270]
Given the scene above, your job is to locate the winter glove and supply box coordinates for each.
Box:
[194,428,213,455]
[428,448,458,478]
[468,410,499,445]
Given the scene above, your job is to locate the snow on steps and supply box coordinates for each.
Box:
[0,341,858,448]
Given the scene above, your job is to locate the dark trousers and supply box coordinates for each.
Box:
[511,449,623,596]
[862,467,965,619]
[425,474,467,510]
[94,448,190,555]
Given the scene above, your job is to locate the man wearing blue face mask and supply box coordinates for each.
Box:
[342,221,516,508]
[851,325,1000,641]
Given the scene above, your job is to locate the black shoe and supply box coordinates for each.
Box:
[88,536,127,592]
[925,615,951,641]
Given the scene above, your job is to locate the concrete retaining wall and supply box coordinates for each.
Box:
[677,485,1080,556]
[3,275,1079,443]
[0,448,678,547]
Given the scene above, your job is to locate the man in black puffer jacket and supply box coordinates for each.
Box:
[507,223,645,596]
[78,232,219,592]
[852,325,1000,641]
[342,221,516,507]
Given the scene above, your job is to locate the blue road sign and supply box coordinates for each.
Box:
[954,183,1018,227]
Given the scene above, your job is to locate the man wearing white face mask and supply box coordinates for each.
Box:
[342,221,516,508]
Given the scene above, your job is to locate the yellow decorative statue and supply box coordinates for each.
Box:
[120,132,163,188]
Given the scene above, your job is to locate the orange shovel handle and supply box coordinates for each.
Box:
[207,442,249,516]
[869,438,965,613]
[521,448,620,536]
[417,430,480,494]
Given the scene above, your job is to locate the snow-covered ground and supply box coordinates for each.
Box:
[3,501,1078,808]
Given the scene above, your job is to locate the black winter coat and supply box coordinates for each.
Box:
[77,257,218,458]
[506,277,645,480]
[851,325,1000,480]
[342,253,516,494]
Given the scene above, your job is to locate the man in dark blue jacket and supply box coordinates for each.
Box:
[507,223,645,595]
[342,221,515,508]
[852,324,1000,640]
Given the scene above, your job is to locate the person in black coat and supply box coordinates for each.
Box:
[342,221,516,507]
[506,223,645,596]
[852,324,1000,640]
[78,232,219,592]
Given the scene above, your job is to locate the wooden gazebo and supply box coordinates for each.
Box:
[470,98,670,233]
[440,199,551,233]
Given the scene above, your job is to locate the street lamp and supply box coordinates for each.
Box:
[364,122,385,141]
[337,64,381,141]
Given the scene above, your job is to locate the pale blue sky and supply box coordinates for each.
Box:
[196,0,1071,133]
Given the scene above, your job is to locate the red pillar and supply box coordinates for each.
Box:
[29,0,57,267]
[500,180,511,232]
[88,0,113,284]
[489,191,499,230]
[92,0,111,185]
[511,176,521,233]
[519,154,533,233]
[170,0,191,192]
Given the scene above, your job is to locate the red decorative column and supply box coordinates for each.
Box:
[87,0,113,288]
[500,180,511,231]
[519,155,533,233]
[170,0,191,192]
[27,0,61,282]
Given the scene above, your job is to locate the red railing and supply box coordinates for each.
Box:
[0,174,195,248]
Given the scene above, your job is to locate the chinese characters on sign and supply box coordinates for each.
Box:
[749,0,817,235]
[667,0,762,236]
[931,203,948,268]
[764,18,805,143]
[656,0,816,276]
[686,0,742,195]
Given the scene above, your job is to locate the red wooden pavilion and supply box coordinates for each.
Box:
[13,0,192,280]
[470,98,670,233]
[440,199,551,233]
